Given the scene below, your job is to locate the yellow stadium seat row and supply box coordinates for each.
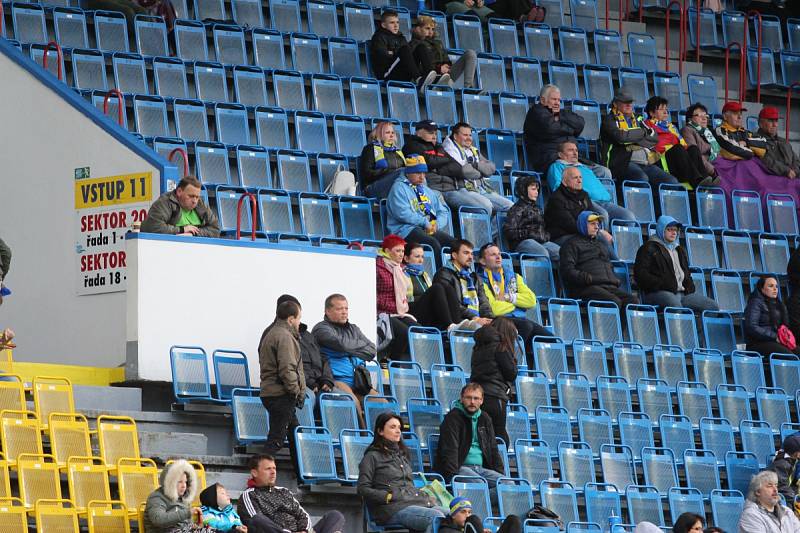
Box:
[0,375,75,427]
[0,497,131,533]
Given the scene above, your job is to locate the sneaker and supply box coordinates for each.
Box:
[465,318,483,330]
[447,319,471,333]
[697,176,720,187]
[436,73,451,86]
[417,70,438,93]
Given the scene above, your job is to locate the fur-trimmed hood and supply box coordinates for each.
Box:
[160,459,198,504]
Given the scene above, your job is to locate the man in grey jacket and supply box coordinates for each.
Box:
[258,300,305,463]
[758,106,800,179]
[140,176,220,237]
[738,470,800,533]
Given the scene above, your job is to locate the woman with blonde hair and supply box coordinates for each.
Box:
[359,121,406,199]
[409,16,476,89]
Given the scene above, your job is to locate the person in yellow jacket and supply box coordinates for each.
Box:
[476,243,550,362]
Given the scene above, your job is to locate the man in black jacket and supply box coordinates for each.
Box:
[766,433,800,504]
[404,120,498,216]
[434,383,504,487]
[559,211,638,309]
[633,216,718,313]
[369,10,438,88]
[432,239,493,329]
[523,84,586,173]
[544,167,616,259]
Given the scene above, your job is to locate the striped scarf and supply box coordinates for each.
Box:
[407,179,436,221]
[688,122,720,161]
[449,261,479,316]
[372,141,403,170]
[405,263,431,302]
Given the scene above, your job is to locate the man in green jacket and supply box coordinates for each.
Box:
[258,300,305,465]
[140,176,220,237]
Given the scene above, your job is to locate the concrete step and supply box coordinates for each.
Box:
[139,430,208,457]
[74,384,142,412]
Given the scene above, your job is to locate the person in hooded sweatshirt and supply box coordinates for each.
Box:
[633,216,719,313]
[434,383,505,487]
[767,433,800,504]
[743,275,799,359]
[468,317,519,447]
[358,412,447,533]
[143,459,200,533]
[200,483,247,532]
[559,211,639,309]
[502,174,560,262]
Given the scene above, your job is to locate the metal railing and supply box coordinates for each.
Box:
[724,41,743,103]
[664,1,685,78]
[41,41,63,81]
[236,192,257,241]
[103,89,124,126]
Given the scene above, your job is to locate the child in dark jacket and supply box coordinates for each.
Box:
[502,174,559,262]
[767,434,800,504]
[438,497,522,533]
[200,483,247,533]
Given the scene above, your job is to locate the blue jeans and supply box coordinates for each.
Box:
[458,465,504,488]
[364,170,403,199]
[442,188,493,214]
[595,200,636,223]
[515,239,560,263]
[642,290,720,313]
[480,190,513,213]
[626,162,678,188]
[390,505,447,533]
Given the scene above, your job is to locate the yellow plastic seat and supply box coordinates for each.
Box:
[87,500,130,533]
[165,459,206,506]
[0,375,25,413]
[33,377,75,431]
[117,458,158,516]
[34,499,79,533]
[0,453,13,500]
[49,413,92,469]
[0,410,43,466]
[96,415,139,471]
[0,497,27,531]
[18,454,61,509]
[66,457,110,514]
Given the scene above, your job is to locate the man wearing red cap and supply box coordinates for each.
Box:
[758,106,800,179]
[713,101,768,161]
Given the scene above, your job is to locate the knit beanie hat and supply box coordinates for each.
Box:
[199,483,219,509]
[783,433,800,456]
[634,522,663,533]
[381,234,406,251]
[449,496,472,516]
[404,154,428,174]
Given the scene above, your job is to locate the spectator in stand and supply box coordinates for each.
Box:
[547,140,636,223]
[600,89,679,188]
[738,470,800,532]
[714,102,800,227]
[199,483,246,533]
[442,122,513,215]
[0,329,14,351]
[386,154,455,264]
[758,106,800,179]
[433,239,493,330]
[643,96,718,188]
[358,413,448,533]
[0,236,11,305]
[239,455,345,533]
[544,167,618,258]
[312,294,380,424]
[369,11,438,88]
[503,174,560,262]
[681,103,721,180]
[259,295,335,417]
[410,16,476,89]
[441,0,495,22]
[633,216,719,313]
[405,120,497,216]
[524,84,585,174]
[143,459,201,533]
[376,234,418,361]
[140,176,220,237]
[438,498,522,533]
[469,317,519,446]
[434,383,504,486]
[257,300,305,464]
[766,433,800,504]
[359,121,406,199]
[404,243,472,332]
[477,243,550,350]
[743,275,799,360]
[559,211,639,309]
[672,513,705,533]
[634,524,663,533]
[787,248,800,342]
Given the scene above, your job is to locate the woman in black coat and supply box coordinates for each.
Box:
[469,317,518,447]
[743,275,799,358]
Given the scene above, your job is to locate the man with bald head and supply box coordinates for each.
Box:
[544,166,618,258]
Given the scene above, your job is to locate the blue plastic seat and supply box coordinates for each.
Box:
[388,361,425,413]
[659,414,694,465]
[684,449,720,497]
[557,373,592,418]
[194,61,228,103]
[717,383,752,429]
[12,2,47,44]
[535,406,572,452]
[533,336,568,382]
[506,403,531,454]
[510,58,542,101]
[540,480,579,525]
[688,7,723,50]
[294,110,329,154]
[337,195,373,240]
[669,487,705,523]
[213,24,246,66]
[252,29,285,69]
[270,0,301,32]
[652,344,687,390]
[320,392,359,443]
[232,66,268,107]
[214,186,254,234]
[452,476,492,521]
[700,417,735,466]
[350,77,383,119]
[340,429,372,483]
[174,99,210,141]
[685,226,720,270]
[780,51,800,91]
[515,370,551,414]
[387,81,420,122]
[448,330,475,373]
[593,29,623,68]
[722,10,747,48]
[559,26,590,65]
[695,186,728,229]
[170,346,220,403]
[759,233,790,274]
[746,46,780,89]
[711,270,745,314]
[216,103,250,145]
[614,343,649,387]
[328,37,360,78]
[463,90,495,131]
[610,220,642,264]
[72,48,108,91]
[194,0,225,21]
[53,7,88,49]
[547,301,582,343]
[364,395,399,433]
[741,419,776,467]
[585,483,623,528]
[94,10,128,52]
[425,85,457,126]
[133,95,168,137]
[577,409,612,455]
[732,189,764,232]
[276,149,314,190]
[231,387,268,443]
[587,301,622,346]
[430,364,466,413]
[627,33,658,72]
[110,52,146,96]
[789,18,800,52]
[677,380,713,427]
[497,477,534,517]
[483,129,519,171]
[766,193,798,235]
[548,60,580,100]
[231,0,263,28]
[558,440,596,489]
[687,74,720,115]
[583,65,614,105]
[600,444,636,492]
[570,0,597,30]
[273,70,307,111]
[234,146,270,189]
[516,439,553,487]
[621,181,654,223]
[452,14,484,53]
[488,18,519,57]
[299,192,335,237]
[711,489,745,533]
[255,107,291,149]
[175,20,208,62]
[702,310,737,354]
[408,398,443,450]
[653,71,683,110]
[295,426,337,483]
[342,3,374,42]
[571,340,608,384]
[571,100,601,141]
[307,0,338,38]
[477,53,507,94]
[693,348,726,391]
[290,32,323,74]
[524,23,555,61]
[257,189,294,234]
[725,451,759,495]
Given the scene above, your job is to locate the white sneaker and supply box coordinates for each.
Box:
[447,319,471,333]
[466,318,483,330]
[417,70,438,94]
[437,73,451,86]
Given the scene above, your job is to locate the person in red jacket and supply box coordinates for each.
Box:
[643,96,717,188]
[376,234,418,362]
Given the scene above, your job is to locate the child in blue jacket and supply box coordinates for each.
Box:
[200,483,247,532]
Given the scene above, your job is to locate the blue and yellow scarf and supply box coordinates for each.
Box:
[373,141,403,169]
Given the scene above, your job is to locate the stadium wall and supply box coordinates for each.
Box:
[0,40,177,367]
[126,233,377,382]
